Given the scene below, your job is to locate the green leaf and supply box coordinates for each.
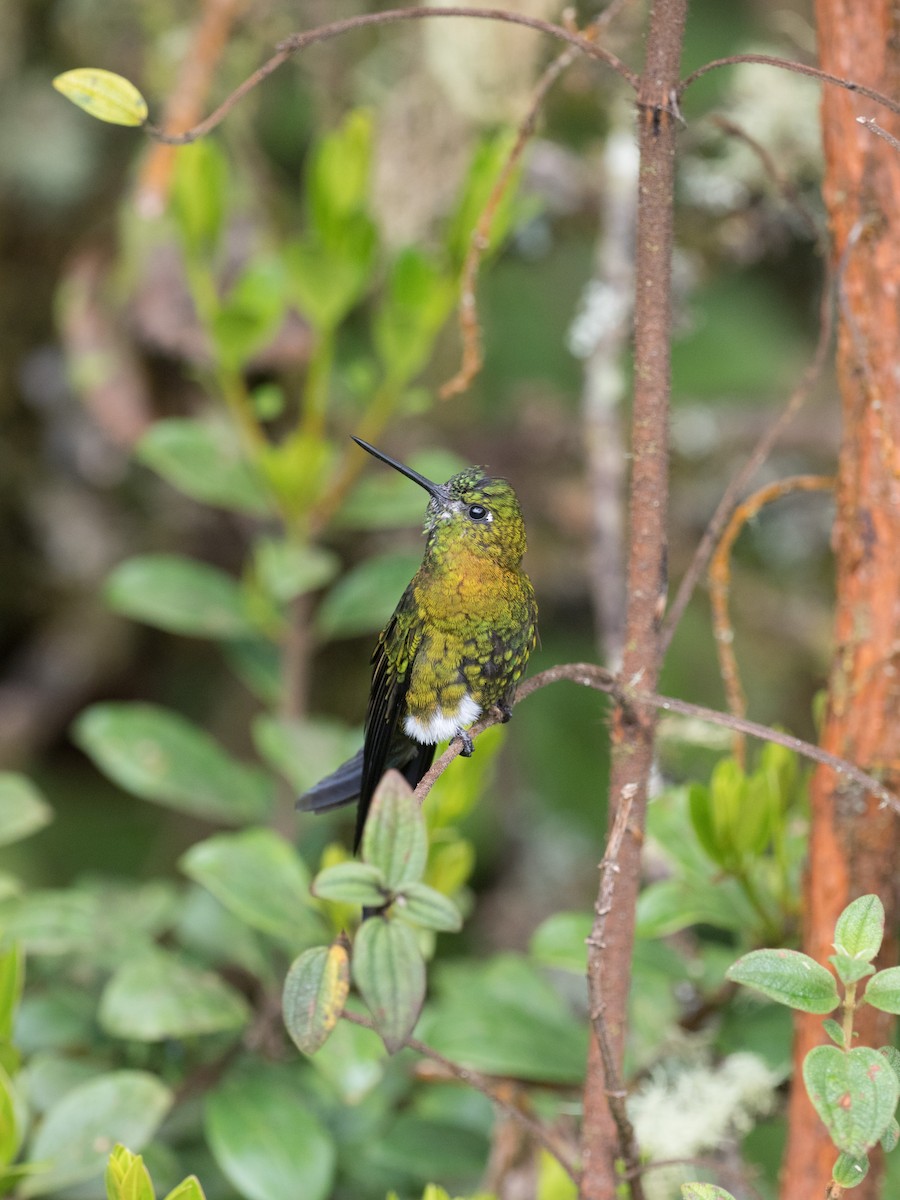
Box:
[22,1071,172,1197]
[636,877,755,937]
[211,256,287,370]
[823,1018,846,1048]
[727,949,840,1014]
[830,953,876,986]
[223,639,281,705]
[880,1117,900,1152]
[105,1145,155,1200]
[0,774,53,846]
[308,110,373,238]
[105,555,252,639]
[282,943,350,1056]
[163,1177,206,1200]
[531,912,590,974]
[99,948,250,1041]
[73,703,274,824]
[835,895,884,961]
[352,917,425,1053]
[170,141,228,256]
[424,955,588,1085]
[312,863,387,907]
[180,828,321,949]
[315,552,420,638]
[863,967,900,1014]
[136,419,271,516]
[53,69,147,126]
[253,714,360,795]
[373,248,454,384]
[446,130,525,267]
[1,890,98,956]
[287,217,377,332]
[361,771,427,890]
[0,1065,22,1166]
[880,1045,900,1083]
[803,1045,899,1157]
[334,449,465,531]
[0,944,23,1041]
[253,538,340,603]
[394,882,462,933]
[680,1187,739,1200]
[205,1064,335,1200]
[831,1151,869,1188]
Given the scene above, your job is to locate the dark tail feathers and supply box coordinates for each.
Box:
[296,748,364,813]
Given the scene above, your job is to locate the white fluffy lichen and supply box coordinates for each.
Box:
[628,1051,779,1199]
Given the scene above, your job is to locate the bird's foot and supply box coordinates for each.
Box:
[455,729,474,758]
[495,702,513,724]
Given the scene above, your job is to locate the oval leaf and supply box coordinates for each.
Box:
[73,703,273,824]
[106,555,251,639]
[352,917,425,1053]
[394,882,462,933]
[832,1152,869,1187]
[803,1045,900,1157]
[180,828,321,950]
[99,948,250,1041]
[136,419,271,515]
[205,1064,335,1200]
[316,552,420,638]
[361,771,427,889]
[22,1071,171,1197]
[863,967,900,1015]
[312,863,386,907]
[681,1186,739,1200]
[726,949,840,1014]
[163,1177,207,1200]
[0,774,52,846]
[835,895,884,961]
[282,943,350,1055]
[53,69,147,126]
[254,538,340,603]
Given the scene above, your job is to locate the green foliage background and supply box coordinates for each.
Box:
[0,0,875,1197]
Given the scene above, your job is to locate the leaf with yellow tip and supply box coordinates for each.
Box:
[282,942,350,1055]
[53,69,148,127]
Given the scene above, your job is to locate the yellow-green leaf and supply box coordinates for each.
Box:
[53,69,148,127]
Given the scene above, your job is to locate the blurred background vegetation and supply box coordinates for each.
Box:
[0,0,848,1195]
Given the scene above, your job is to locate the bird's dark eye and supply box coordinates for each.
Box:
[467,504,488,521]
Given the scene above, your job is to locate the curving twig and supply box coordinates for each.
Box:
[678,53,900,120]
[146,6,637,145]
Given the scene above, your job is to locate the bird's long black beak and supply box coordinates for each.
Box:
[351,436,444,499]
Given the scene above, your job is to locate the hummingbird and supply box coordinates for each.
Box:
[298,437,538,850]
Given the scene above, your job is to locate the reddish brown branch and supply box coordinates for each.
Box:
[146,7,637,145]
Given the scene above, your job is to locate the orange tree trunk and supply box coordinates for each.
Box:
[780,2,900,1195]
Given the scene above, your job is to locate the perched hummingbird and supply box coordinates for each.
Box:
[298,437,538,850]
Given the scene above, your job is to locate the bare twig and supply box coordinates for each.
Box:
[340,1008,582,1183]
[661,269,836,654]
[413,662,900,812]
[710,114,824,246]
[677,53,900,121]
[708,474,834,763]
[857,115,900,154]
[440,42,581,398]
[146,6,637,145]
[584,779,643,1188]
